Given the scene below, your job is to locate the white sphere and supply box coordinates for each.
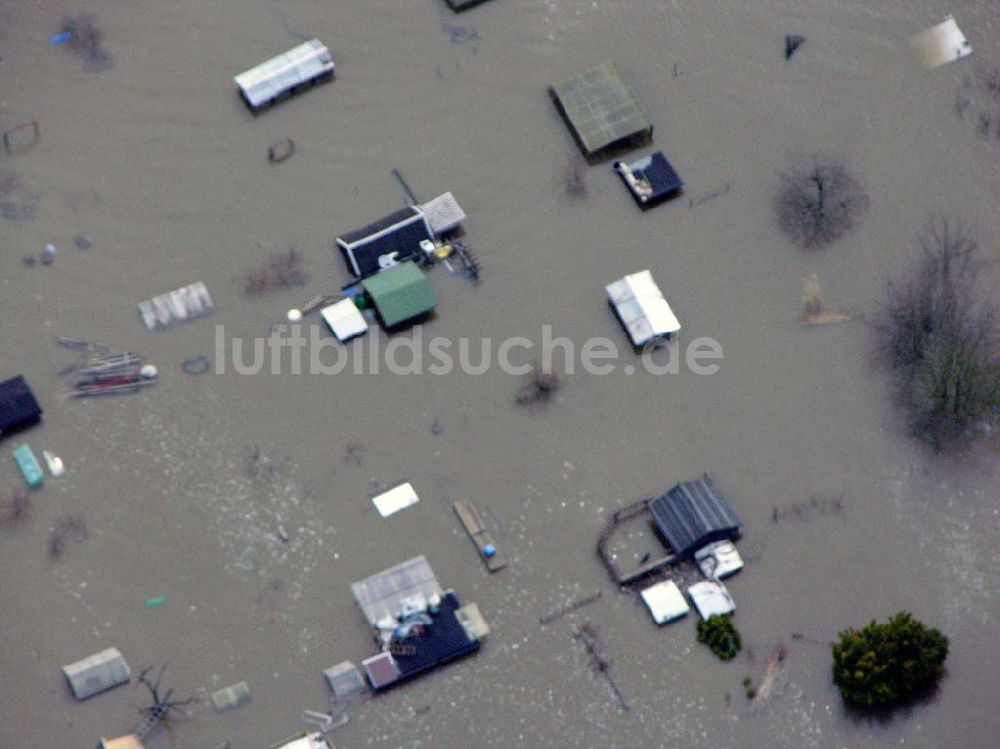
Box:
[140,364,159,379]
[287,308,303,322]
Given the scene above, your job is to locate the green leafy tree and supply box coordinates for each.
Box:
[697,615,742,661]
[832,612,948,708]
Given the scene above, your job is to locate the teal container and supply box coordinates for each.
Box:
[13,444,43,487]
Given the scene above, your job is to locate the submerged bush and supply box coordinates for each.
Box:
[832,612,948,708]
[876,217,1000,450]
[775,155,868,249]
[697,615,742,661]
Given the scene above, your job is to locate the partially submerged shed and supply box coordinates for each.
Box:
[551,61,652,160]
[606,270,680,349]
[337,207,432,279]
[351,555,443,628]
[235,39,334,112]
[649,474,740,558]
[0,375,42,438]
[613,151,684,207]
[63,647,130,700]
[361,262,436,330]
[336,194,465,279]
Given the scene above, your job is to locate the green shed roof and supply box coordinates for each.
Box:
[361,262,436,328]
[551,61,651,155]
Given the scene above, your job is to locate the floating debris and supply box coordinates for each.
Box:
[801,274,851,325]
[13,444,44,487]
[439,21,480,45]
[244,249,308,295]
[57,15,114,72]
[144,596,167,608]
[454,500,507,572]
[573,623,629,711]
[59,345,159,398]
[182,355,211,376]
[771,495,845,523]
[268,138,296,163]
[784,34,805,61]
[2,121,39,154]
[49,513,88,557]
[62,647,130,700]
[138,282,214,331]
[539,590,602,625]
[747,645,788,711]
[42,449,65,477]
[73,233,93,249]
[0,487,30,525]
[211,681,252,712]
[515,363,561,406]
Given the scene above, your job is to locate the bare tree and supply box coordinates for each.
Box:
[776,155,868,249]
[875,217,1000,450]
[955,65,1000,142]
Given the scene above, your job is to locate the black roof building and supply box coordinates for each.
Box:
[336,206,433,279]
[0,375,42,438]
[648,474,740,557]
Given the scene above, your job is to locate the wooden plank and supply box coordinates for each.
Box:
[453,501,507,572]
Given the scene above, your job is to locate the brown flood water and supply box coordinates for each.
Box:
[2,1,1000,747]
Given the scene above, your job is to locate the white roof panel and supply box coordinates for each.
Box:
[320,299,368,342]
[606,270,680,347]
[910,16,972,70]
[640,580,690,624]
[372,482,419,518]
[235,39,334,108]
[687,581,736,620]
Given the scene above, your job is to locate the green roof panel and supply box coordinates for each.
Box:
[362,261,436,328]
[551,61,651,155]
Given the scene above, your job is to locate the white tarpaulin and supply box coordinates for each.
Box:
[910,16,972,70]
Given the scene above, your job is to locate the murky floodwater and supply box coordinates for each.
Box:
[2,1,1000,747]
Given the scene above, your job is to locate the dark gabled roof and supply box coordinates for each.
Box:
[0,375,42,437]
[337,207,433,278]
[339,207,423,247]
[643,152,683,197]
[648,474,740,557]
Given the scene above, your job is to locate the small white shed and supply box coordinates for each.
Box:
[606,270,680,348]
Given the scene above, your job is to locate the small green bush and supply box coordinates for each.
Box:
[832,612,949,708]
[697,615,742,661]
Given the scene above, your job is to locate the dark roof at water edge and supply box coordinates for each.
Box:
[648,474,740,557]
[0,375,42,438]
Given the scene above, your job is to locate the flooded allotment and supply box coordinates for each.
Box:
[2,1,1000,748]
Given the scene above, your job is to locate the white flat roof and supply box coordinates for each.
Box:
[372,482,420,518]
[320,299,368,342]
[640,580,690,624]
[606,270,680,347]
[910,16,972,70]
[687,581,736,620]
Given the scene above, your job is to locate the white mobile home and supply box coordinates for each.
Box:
[235,39,334,111]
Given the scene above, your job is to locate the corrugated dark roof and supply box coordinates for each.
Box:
[0,375,42,437]
[648,474,740,557]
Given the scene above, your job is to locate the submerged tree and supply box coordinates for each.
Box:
[875,217,1000,450]
[832,612,948,709]
[696,614,742,661]
[775,155,868,249]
